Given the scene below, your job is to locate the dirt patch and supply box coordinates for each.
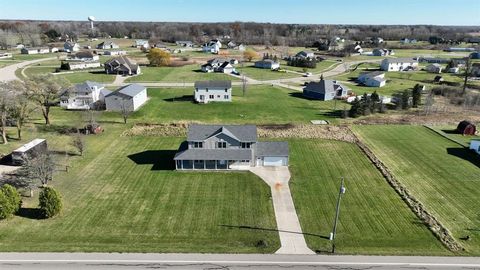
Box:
[121,122,192,137]
[349,127,464,253]
[257,124,357,142]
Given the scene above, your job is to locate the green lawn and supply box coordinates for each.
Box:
[126,65,239,82]
[428,125,480,147]
[352,125,480,255]
[20,66,115,84]
[289,139,448,255]
[236,65,300,80]
[124,86,343,124]
[0,125,280,253]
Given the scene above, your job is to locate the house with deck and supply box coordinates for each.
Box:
[64,41,80,52]
[194,80,232,103]
[381,58,418,71]
[104,56,141,75]
[358,71,386,87]
[425,63,443,74]
[59,81,110,110]
[174,124,289,170]
[303,76,349,100]
[97,40,120,50]
[202,40,222,54]
[254,59,280,70]
[201,58,236,73]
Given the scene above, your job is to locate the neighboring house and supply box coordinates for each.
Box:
[103,50,127,56]
[418,57,450,64]
[59,81,107,110]
[64,41,80,52]
[104,56,141,75]
[381,58,418,71]
[448,67,459,74]
[433,75,444,83]
[373,37,384,44]
[201,58,236,73]
[467,38,480,44]
[254,59,280,70]
[444,47,475,52]
[68,51,99,62]
[372,48,394,56]
[134,39,149,49]
[97,40,120,50]
[303,76,349,100]
[425,63,443,73]
[354,44,363,54]
[194,80,232,104]
[400,38,417,44]
[176,41,194,47]
[21,47,50,54]
[174,124,289,170]
[63,61,101,71]
[296,50,315,59]
[49,47,59,53]
[358,71,386,87]
[471,63,480,77]
[202,39,222,53]
[105,84,148,112]
[0,52,12,59]
[226,42,245,51]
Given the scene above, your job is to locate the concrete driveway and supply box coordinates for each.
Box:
[0,57,56,82]
[249,166,315,255]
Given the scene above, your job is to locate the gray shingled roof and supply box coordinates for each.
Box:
[187,124,257,142]
[174,148,252,160]
[194,80,232,89]
[360,71,384,78]
[74,81,104,93]
[256,142,289,157]
[106,84,145,99]
[304,79,347,94]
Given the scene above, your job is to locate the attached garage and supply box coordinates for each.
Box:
[256,142,289,167]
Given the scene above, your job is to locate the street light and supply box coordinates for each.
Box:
[330,177,346,254]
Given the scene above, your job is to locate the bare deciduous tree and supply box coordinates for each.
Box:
[71,132,85,156]
[19,151,55,188]
[9,81,36,140]
[120,100,131,124]
[0,81,16,144]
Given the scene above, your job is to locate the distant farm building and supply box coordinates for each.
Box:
[457,121,476,136]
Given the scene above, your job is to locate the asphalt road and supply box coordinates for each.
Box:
[0,253,479,269]
[0,57,56,82]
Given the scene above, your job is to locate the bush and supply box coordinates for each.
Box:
[0,192,11,219]
[38,187,63,218]
[1,184,21,214]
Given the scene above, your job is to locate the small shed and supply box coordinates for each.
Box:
[11,139,48,165]
[457,120,476,136]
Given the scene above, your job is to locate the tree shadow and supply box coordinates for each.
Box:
[446,147,480,168]
[163,95,194,102]
[127,150,177,171]
[16,208,44,220]
[192,69,204,73]
[220,224,330,239]
[318,110,345,118]
[0,154,13,165]
[441,129,459,134]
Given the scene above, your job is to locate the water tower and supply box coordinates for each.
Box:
[88,16,96,30]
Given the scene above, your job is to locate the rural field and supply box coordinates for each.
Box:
[353,125,480,255]
[0,126,280,253]
[288,139,449,255]
[124,86,343,124]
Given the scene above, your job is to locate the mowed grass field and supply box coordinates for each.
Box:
[0,126,280,253]
[126,65,239,82]
[353,125,480,255]
[124,86,343,124]
[288,139,448,255]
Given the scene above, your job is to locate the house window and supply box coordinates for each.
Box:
[225,89,228,92]
[217,95,220,98]
[209,95,214,99]
[193,142,203,148]
[206,88,208,92]
[241,142,251,149]
[224,95,229,99]
[196,88,198,92]
[217,142,227,148]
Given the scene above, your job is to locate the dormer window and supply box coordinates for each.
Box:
[217,142,227,148]
[193,142,203,148]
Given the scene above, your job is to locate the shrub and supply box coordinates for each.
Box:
[0,192,11,219]
[38,187,63,218]
[1,184,21,214]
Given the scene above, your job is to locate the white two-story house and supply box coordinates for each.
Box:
[174,124,289,170]
[194,80,232,104]
[59,81,110,110]
[381,58,418,71]
[202,39,222,54]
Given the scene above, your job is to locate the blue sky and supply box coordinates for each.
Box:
[0,0,479,25]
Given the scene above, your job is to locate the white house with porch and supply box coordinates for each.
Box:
[59,81,109,110]
[194,80,232,103]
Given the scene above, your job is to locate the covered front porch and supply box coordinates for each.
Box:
[175,159,251,170]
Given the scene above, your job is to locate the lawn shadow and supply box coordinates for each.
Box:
[163,95,194,102]
[16,208,44,220]
[193,69,204,73]
[0,154,13,165]
[289,92,312,100]
[220,224,330,239]
[441,129,459,134]
[128,150,177,170]
[446,147,480,168]
[318,110,345,118]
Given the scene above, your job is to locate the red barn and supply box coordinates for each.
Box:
[457,121,476,136]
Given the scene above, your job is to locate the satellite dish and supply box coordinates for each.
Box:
[88,16,96,22]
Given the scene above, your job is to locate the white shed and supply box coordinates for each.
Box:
[105,84,148,112]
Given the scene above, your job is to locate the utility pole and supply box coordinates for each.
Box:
[330,177,346,254]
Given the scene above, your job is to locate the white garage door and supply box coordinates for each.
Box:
[263,156,287,166]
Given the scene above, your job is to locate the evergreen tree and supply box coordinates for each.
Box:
[39,187,63,218]
[412,84,423,108]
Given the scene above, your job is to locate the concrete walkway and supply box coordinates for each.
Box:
[249,166,315,255]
